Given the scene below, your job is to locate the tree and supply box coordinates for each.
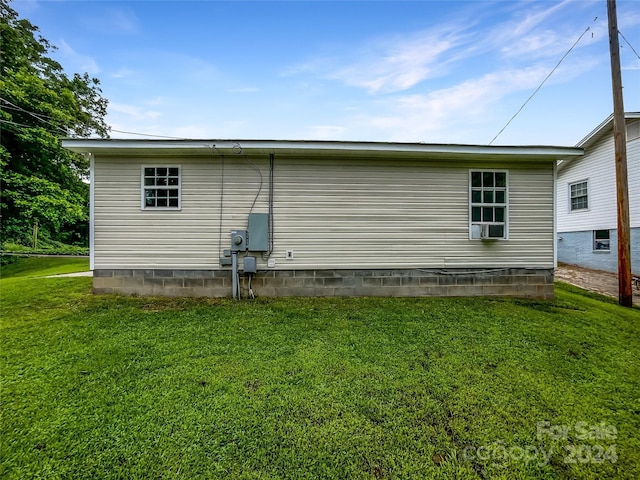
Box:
[0,0,108,248]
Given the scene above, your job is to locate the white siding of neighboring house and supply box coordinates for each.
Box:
[557,119,640,233]
[93,155,554,270]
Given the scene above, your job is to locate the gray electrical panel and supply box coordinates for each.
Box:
[230,230,247,252]
[243,256,257,274]
[248,213,269,252]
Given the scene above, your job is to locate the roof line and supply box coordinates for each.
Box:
[557,111,640,171]
[576,111,640,148]
[62,138,582,157]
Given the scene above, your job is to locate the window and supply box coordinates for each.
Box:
[593,230,610,251]
[569,180,588,211]
[142,166,181,209]
[469,170,508,239]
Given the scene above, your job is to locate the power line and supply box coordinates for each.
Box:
[489,25,592,145]
[0,96,69,136]
[109,128,187,140]
[0,118,52,131]
[0,98,189,139]
[0,103,57,120]
[619,30,640,60]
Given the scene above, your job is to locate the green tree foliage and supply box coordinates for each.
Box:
[0,0,108,247]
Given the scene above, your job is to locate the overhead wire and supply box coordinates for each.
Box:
[0,102,57,120]
[109,128,187,139]
[0,97,189,140]
[214,145,225,261]
[619,30,640,60]
[232,143,263,217]
[0,118,49,130]
[0,96,69,136]
[489,24,593,145]
[3,23,637,147]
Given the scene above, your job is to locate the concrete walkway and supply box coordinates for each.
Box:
[43,271,93,278]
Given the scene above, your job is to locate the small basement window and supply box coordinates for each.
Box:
[469,170,508,239]
[593,230,610,251]
[142,166,181,209]
[569,180,588,211]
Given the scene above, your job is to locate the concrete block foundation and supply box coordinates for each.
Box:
[93,267,554,299]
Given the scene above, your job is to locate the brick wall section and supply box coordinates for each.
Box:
[557,227,640,275]
[93,267,554,299]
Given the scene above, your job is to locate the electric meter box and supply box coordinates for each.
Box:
[230,230,248,252]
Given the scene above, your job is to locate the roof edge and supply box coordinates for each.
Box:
[62,138,582,159]
[558,112,640,171]
[577,111,640,148]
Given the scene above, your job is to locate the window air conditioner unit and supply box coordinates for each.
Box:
[480,224,491,239]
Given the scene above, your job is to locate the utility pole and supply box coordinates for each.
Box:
[607,0,633,307]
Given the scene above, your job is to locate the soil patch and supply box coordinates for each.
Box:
[555,263,640,306]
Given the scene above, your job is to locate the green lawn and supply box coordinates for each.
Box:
[1,258,639,479]
[1,255,89,278]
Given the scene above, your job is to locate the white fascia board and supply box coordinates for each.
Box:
[89,154,95,271]
[577,112,640,148]
[558,112,640,172]
[62,138,582,161]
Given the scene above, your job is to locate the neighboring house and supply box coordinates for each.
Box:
[556,112,640,275]
[62,139,581,299]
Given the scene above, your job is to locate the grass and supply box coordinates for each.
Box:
[0,255,89,278]
[1,241,89,257]
[1,258,639,479]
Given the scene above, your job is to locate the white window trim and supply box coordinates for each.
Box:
[593,229,611,253]
[89,154,95,270]
[568,179,589,213]
[141,165,182,211]
[468,169,509,240]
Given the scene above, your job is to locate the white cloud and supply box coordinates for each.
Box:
[286,0,607,99]
[328,30,464,94]
[505,0,575,38]
[284,20,470,95]
[79,6,139,34]
[110,68,135,79]
[306,125,348,140]
[357,65,555,142]
[501,31,564,59]
[13,0,39,15]
[104,7,139,34]
[153,53,220,87]
[108,102,161,121]
[57,39,100,74]
[167,125,215,139]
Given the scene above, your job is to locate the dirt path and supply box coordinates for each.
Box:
[555,263,640,306]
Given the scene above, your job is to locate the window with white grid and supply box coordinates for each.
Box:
[569,180,588,212]
[141,166,181,210]
[469,170,508,239]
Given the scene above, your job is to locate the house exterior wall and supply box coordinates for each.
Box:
[92,154,555,297]
[557,118,640,272]
[556,119,639,232]
[557,228,640,274]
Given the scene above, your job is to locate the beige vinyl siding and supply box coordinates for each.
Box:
[272,158,552,269]
[93,155,554,269]
[94,155,269,269]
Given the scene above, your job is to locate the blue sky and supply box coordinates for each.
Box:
[14,0,640,145]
